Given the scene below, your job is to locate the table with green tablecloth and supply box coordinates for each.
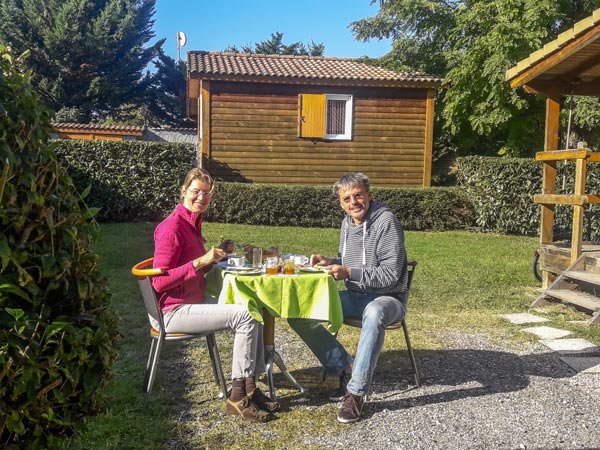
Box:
[205,267,343,398]
[219,272,342,333]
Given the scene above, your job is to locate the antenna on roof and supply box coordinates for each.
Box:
[176,32,187,62]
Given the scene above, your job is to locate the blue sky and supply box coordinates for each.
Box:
[152,0,392,61]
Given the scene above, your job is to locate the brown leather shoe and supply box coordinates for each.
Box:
[225,396,275,422]
[250,388,281,413]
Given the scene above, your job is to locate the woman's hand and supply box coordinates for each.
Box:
[219,239,235,254]
[193,247,227,270]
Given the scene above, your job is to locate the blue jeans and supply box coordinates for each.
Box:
[288,290,406,396]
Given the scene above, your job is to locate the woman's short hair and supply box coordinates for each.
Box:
[180,168,214,203]
[332,172,370,196]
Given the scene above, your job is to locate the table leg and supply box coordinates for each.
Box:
[263,313,306,400]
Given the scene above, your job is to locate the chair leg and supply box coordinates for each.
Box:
[402,320,420,387]
[143,338,157,392]
[145,337,164,402]
[205,334,220,383]
[206,333,228,399]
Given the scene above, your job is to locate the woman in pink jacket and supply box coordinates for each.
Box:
[152,168,278,422]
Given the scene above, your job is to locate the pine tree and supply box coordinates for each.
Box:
[226,32,325,56]
[0,0,163,122]
[144,49,193,127]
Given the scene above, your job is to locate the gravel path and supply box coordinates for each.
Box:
[280,331,600,450]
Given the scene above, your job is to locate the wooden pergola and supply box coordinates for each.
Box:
[506,9,600,323]
[506,9,600,324]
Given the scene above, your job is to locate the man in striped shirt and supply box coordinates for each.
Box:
[289,172,409,423]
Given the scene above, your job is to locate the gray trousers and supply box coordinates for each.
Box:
[161,297,266,380]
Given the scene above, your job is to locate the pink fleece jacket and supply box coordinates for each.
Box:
[151,204,208,313]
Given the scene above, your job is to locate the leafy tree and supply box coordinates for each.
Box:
[351,0,600,157]
[0,0,163,122]
[226,32,325,56]
[0,45,119,448]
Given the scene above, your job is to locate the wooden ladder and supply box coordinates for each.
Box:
[533,253,600,325]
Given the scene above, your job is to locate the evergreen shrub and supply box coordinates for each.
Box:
[53,142,475,230]
[206,183,475,231]
[0,47,119,449]
[54,140,195,222]
[456,155,600,238]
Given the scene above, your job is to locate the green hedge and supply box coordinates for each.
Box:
[456,155,600,238]
[206,184,475,231]
[54,140,195,221]
[54,141,475,230]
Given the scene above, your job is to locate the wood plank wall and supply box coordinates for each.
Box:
[208,82,429,187]
[57,132,125,141]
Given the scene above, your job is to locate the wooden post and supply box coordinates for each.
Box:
[572,157,587,262]
[422,89,435,187]
[199,80,211,169]
[540,95,560,287]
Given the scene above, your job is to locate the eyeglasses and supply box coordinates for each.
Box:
[341,191,367,204]
[187,188,212,198]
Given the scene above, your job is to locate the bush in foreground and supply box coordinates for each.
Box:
[0,46,119,449]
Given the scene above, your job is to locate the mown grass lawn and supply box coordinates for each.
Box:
[64,223,600,450]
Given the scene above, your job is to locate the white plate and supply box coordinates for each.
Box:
[224,268,262,275]
[224,265,254,271]
[299,265,327,273]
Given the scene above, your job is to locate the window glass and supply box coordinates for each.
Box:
[326,99,346,135]
[324,94,352,140]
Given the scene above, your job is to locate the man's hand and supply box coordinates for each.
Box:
[326,264,351,280]
[219,239,235,254]
[311,254,332,266]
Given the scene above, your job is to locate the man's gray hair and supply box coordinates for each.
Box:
[333,172,370,196]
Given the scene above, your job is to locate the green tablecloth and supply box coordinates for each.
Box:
[207,268,343,334]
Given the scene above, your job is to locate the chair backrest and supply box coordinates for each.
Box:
[132,258,165,331]
[406,261,417,298]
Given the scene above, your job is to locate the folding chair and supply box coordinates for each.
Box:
[131,258,228,402]
[343,260,420,387]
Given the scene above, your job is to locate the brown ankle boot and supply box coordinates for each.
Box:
[225,396,274,422]
[249,388,280,413]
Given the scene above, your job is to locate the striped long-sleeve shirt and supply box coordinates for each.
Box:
[331,201,408,301]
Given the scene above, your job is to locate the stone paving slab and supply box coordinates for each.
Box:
[521,326,573,340]
[560,356,600,373]
[498,313,550,325]
[540,338,600,355]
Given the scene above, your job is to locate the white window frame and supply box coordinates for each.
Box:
[324,94,353,140]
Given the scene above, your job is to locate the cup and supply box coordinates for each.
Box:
[227,255,245,267]
[283,258,296,275]
[252,247,263,268]
[265,257,278,275]
[292,255,309,266]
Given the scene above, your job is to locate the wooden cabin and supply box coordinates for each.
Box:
[186,52,444,187]
[51,123,144,141]
[51,123,197,146]
[506,8,600,324]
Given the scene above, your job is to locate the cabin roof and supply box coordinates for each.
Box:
[52,122,144,135]
[187,51,444,88]
[506,8,600,96]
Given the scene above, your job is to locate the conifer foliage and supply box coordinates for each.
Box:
[0,46,119,449]
[0,0,162,122]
